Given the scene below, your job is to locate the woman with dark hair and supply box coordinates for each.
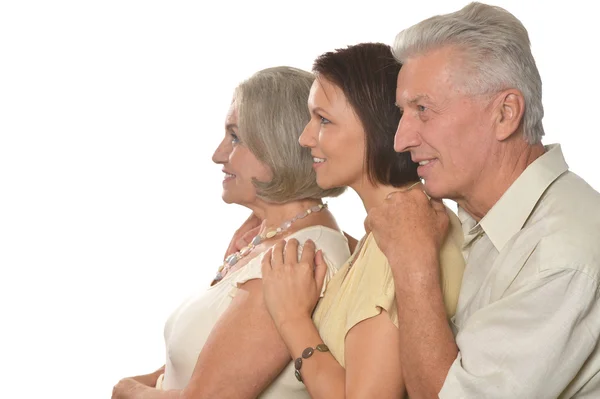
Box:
[260,43,465,397]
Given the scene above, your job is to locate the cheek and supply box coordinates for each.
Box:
[243,156,272,183]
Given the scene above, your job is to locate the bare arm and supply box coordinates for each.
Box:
[129,365,165,387]
[275,311,404,399]
[114,280,289,399]
[367,189,456,398]
[262,239,405,398]
[182,278,291,399]
[112,378,179,399]
[392,254,457,398]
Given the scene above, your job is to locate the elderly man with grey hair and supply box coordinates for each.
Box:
[366,2,600,398]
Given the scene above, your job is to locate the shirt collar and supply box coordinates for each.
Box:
[461,144,569,252]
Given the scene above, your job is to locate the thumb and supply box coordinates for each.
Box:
[314,250,328,294]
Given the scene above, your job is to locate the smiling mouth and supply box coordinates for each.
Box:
[313,157,326,163]
[419,160,432,166]
[223,172,236,182]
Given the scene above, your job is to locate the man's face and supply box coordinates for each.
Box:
[394,46,497,201]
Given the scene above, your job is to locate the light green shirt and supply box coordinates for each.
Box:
[440,144,600,398]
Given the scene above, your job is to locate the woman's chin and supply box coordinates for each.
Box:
[316,176,335,190]
[221,192,235,204]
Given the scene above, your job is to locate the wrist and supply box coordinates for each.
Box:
[390,253,441,287]
[277,313,312,336]
[277,316,322,356]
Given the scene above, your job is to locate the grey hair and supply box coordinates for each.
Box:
[392,2,544,144]
[235,66,345,203]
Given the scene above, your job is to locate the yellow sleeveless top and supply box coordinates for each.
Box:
[312,210,465,367]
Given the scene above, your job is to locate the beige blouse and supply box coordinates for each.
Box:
[156,225,351,397]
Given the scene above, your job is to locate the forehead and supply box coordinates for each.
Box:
[396,47,460,103]
[308,77,344,107]
[225,99,238,124]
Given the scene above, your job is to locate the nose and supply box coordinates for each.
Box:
[394,115,421,153]
[212,138,231,164]
[299,120,317,148]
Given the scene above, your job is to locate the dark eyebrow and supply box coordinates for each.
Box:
[310,106,330,116]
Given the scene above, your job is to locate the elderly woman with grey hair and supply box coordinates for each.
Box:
[111,67,351,399]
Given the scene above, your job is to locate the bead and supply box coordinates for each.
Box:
[295,370,303,382]
[310,205,322,212]
[276,227,282,233]
[240,246,252,256]
[302,347,314,358]
[294,358,302,370]
[265,231,277,238]
[251,236,262,245]
[214,272,223,281]
[306,209,312,214]
[297,213,307,219]
[281,221,292,230]
[227,255,238,266]
[316,344,329,352]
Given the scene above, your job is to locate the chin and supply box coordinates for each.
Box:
[422,179,450,200]
[221,190,237,204]
[316,175,345,191]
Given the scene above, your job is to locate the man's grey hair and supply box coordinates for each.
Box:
[392,2,544,144]
[235,66,345,203]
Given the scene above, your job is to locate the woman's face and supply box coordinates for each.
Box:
[299,78,366,190]
[212,100,272,206]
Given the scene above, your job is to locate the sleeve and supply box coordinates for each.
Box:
[439,268,600,399]
[232,227,346,296]
[345,236,398,334]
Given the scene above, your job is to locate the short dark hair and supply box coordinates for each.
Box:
[312,42,418,187]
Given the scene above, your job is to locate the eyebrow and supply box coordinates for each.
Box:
[406,94,431,105]
[225,123,238,130]
[310,106,330,116]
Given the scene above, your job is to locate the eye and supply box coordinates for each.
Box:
[417,105,427,112]
[230,132,240,144]
[319,116,331,125]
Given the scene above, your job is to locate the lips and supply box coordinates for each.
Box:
[222,169,236,183]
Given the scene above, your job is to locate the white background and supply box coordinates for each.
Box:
[1,1,598,398]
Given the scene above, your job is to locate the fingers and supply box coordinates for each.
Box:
[300,239,316,264]
[430,198,446,213]
[261,248,273,277]
[314,250,327,294]
[270,240,285,266]
[242,212,262,230]
[240,225,261,246]
[284,238,299,264]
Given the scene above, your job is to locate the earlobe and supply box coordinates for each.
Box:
[495,90,525,141]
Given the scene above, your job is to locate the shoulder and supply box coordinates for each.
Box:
[344,234,398,327]
[351,234,395,295]
[287,225,350,262]
[525,172,600,280]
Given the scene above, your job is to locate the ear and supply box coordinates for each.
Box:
[494,89,525,141]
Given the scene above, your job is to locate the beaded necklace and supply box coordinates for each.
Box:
[213,203,328,283]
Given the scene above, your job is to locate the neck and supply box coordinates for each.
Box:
[457,141,546,221]
[248,198,324,233]
[351,177,419,213]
